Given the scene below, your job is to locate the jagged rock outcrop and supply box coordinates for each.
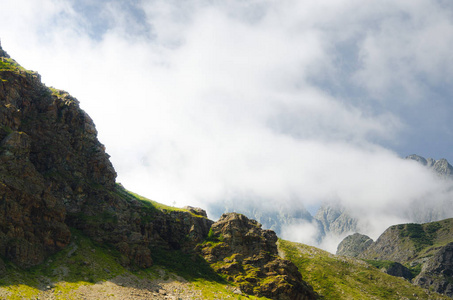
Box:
[336,233,373,257]
[413,242,453,296]
[198,213,318,300]
[406,154,453,178]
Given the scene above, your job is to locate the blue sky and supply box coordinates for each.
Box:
[2,0,453,249]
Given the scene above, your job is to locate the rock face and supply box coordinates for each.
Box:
[0,45,213,268]
[0,53,76,267]
[413,242,453,296]
[336,233,373,257]
[198,213,318,300]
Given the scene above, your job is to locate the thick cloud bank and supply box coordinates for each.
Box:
[2,0,453,251]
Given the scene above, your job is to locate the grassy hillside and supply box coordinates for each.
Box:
[2,187,451,299]
[0,228,266,300]
[359,218,453,267]
[278,239,449,300]
[399,218,453,258]
[0,187,269,299]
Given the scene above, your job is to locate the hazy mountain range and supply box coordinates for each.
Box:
[210,154,453,250]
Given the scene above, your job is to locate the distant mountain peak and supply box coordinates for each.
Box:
[406,154,453,178]
[406,154,428,165]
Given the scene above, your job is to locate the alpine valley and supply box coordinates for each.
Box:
[1,44,452,299]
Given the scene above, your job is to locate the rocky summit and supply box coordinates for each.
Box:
[336,232,373,257]
[0,44,321,299]
[406,154,453,179]
[197,213,318,299]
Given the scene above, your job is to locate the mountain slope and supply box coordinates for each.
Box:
[338,218,453,296]
[279,239,450,300]
[359,219,453,263]
[0,227,250,299]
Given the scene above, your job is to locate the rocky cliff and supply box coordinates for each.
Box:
[0,46,210,267]
[0,45,318,299]
[413,242,453,297]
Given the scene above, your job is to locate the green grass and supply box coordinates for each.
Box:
[278,239,450,300]
[394,219,453,259]
[0,228,255,299]
[0,184,251,299]
[362,259,397,270]
[0,228,128,299]
[205,228,224,244]
[0,60,13,71]
[0,58,33,74]
[362,259,421,279]
[150,247,224,282]
[399,223,434,251]
[409,263,423,278]
[114,183,190,214]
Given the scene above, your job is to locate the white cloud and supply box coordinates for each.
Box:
[281,220,322,249]
[2,0,453,251]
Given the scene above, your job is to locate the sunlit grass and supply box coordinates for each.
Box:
[278,239,450,300]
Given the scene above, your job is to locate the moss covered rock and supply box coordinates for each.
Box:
[198,213,318,299]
